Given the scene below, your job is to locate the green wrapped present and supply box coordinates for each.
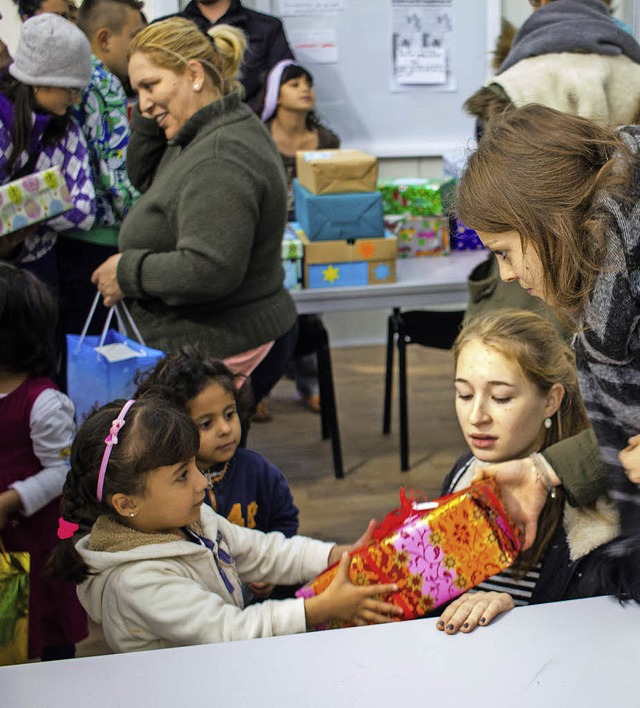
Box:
[377,178,455,217]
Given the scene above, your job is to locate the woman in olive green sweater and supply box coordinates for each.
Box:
[92,19,297,401]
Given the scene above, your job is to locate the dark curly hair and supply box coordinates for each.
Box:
[134,343,252,419]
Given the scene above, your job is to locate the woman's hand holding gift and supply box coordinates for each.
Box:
[437,591,515,634]
[472,457,560,551]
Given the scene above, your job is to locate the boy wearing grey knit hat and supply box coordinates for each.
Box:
[9,12,92,116]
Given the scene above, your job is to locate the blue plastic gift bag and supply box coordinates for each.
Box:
[66,296,164,423]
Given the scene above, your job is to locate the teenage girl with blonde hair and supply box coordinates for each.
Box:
[437,310,617,633]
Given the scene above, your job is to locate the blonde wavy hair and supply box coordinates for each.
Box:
[128,17,246,96]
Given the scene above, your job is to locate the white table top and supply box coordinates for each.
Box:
[3,595,638,707]
[292,250,488,314]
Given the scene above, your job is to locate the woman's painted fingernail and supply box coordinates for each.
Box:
[463,622,469,629]
[479,617,487,624]
[446,624,454,631]
[437,620,444,628]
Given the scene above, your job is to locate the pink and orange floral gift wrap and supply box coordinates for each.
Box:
[296,480,521,627]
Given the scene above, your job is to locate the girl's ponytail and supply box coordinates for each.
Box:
[47,446,113,584]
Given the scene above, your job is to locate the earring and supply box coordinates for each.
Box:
[194,82,201,91]
[129,512,136,518]
[544,417,552,430]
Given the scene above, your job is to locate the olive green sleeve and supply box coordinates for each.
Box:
[541,428,607,507]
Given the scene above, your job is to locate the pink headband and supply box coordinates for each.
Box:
[96,399,136,502]
[261,59,297,122]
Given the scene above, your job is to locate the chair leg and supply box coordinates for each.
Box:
[316,326,344,479]
[382,310,397,435]
[398,331,409,472]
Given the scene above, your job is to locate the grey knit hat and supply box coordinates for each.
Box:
[9,13,92,90]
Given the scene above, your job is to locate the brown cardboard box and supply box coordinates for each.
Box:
[296,149,378,195]
[296,229,397,289]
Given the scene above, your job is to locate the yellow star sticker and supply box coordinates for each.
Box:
[322,264,340,284]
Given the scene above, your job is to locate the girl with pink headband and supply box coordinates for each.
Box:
[49,395,402,653]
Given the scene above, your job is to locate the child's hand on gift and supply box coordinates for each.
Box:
[327,519,377,566]
[619,434,640,484]
[436,591,515,634]
[249,582,274,600]
[304,552,403,629]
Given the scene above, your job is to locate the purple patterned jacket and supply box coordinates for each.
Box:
[0,92,95,263]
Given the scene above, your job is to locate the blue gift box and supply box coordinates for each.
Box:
[293,179,385,242]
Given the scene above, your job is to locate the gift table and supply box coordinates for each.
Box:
[3,596,638,707]
[289,250,488,478]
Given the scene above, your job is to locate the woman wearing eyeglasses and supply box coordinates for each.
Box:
[0,13,95,288]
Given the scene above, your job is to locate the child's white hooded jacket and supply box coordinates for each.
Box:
[76,504,334,653]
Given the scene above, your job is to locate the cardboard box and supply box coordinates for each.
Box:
[0,166,73,237]
[282,223,304,290]
[293,179,385,242]
[384,214,450,257]
[377,177,455,217]
[296,149,378,195]
[291,224,397,289]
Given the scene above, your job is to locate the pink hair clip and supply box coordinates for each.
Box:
[96,399,136,502]
[58,517,79,540]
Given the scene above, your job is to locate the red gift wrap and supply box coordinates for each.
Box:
[296,480,521,627]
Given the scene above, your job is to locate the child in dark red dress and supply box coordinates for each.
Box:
[0,264,87,661]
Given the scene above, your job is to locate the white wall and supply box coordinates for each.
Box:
[1,0,637,346]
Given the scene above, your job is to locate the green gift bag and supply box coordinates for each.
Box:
[0,538,30,666]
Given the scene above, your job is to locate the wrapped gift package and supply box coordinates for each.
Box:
[294,179,385,242]
[384,214,449,257]
[377,178,455,218]
[290,223,397,289]
[450,217,485,251]
[0,166,73,237]
[296,149,378,195]
[296,480,521,628]
[282,223,304,290]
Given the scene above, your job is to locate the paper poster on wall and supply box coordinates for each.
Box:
[289,29,339,64]
[391,0,454,89]
[278,0,346,16]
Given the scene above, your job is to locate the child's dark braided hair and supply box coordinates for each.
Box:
[47,394,199,584]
